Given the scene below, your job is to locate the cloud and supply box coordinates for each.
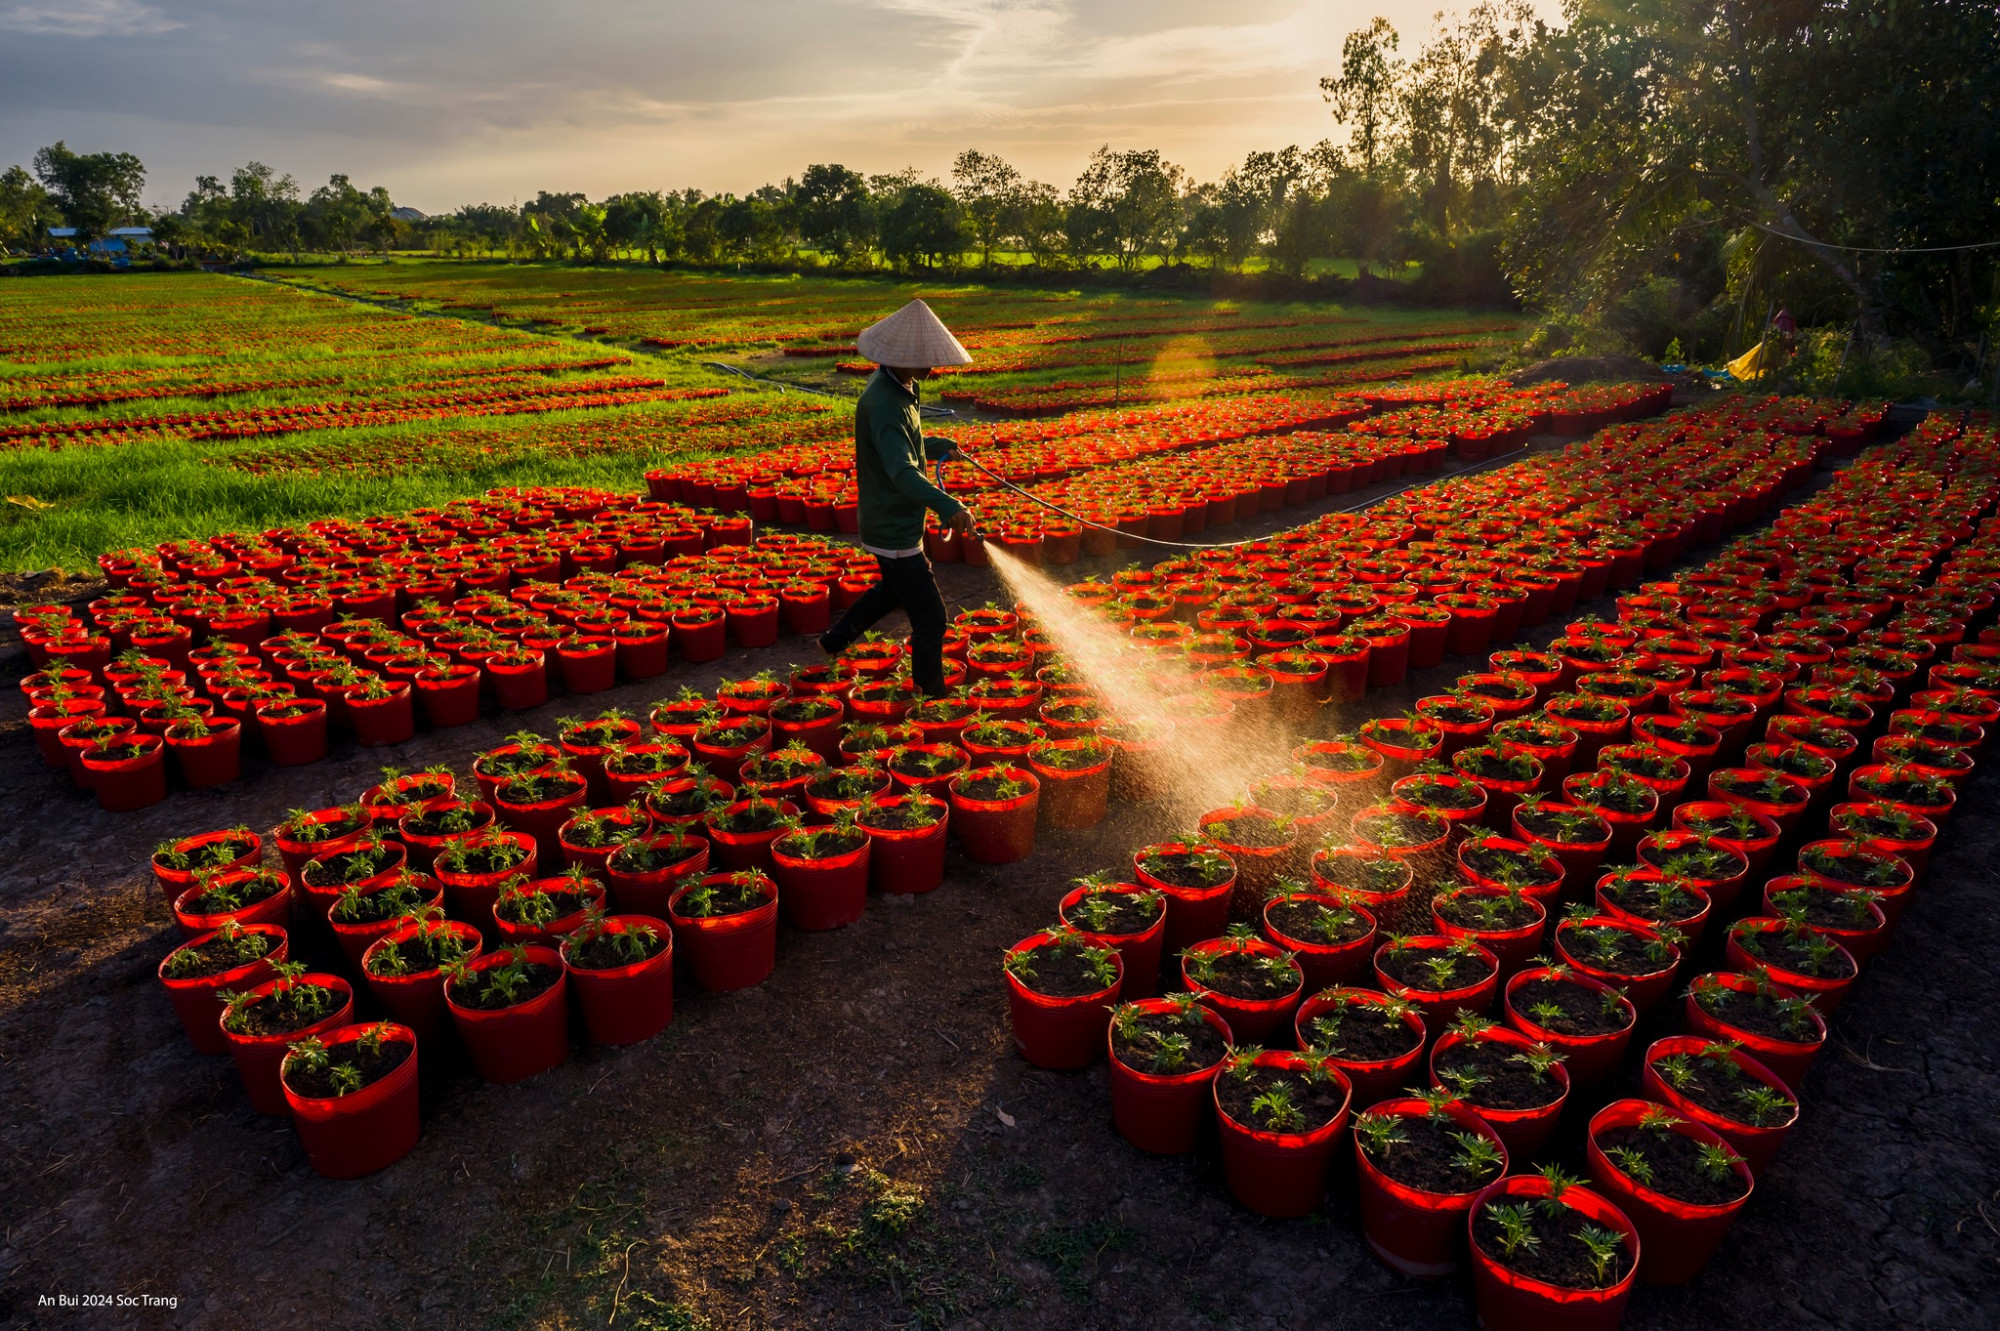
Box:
[0,0,183,37]
[319,72,402,97]
[0,0,1563,209]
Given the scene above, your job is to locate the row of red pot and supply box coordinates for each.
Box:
[982,406,1991,1326]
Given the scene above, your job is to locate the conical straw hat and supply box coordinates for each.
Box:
[855,299,973,367]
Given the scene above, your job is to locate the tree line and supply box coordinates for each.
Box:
[3,1,1995,373]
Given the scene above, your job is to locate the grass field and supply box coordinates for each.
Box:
[274,262,1516,414]
[0,265,1520,573]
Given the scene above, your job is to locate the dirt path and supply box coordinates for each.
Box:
[1,450,1995,1331]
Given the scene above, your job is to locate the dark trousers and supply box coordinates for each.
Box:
[826,552,949,696]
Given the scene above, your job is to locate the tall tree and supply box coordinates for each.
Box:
[226,162,302,255]
[1503,0,2000,346]
[32,141,145,242]
[302,175,375,254]
[0,165,59,250]
[1321,18,1400,175]
[1069,147,1187,270]
[792,164,873,260]
[605,192,671,261]
[1005,181,1065,268]
[951,150,1022,266]
[879,184,967,270]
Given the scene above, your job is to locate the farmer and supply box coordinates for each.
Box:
[1771,305,1799,353]
[818,299,976,697]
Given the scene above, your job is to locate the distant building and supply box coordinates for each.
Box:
[389,207,427,223]
[43,227,138,260]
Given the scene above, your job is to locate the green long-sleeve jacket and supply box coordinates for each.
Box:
[854,368,968,551]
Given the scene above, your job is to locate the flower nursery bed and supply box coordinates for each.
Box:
[0,398,1994,1331]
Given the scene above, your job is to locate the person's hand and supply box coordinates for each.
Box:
[937,442,966,463]
[947,509,975,537]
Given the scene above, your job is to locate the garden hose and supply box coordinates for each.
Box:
[933,444,1538,553]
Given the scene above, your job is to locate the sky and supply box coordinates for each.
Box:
[0,0,1563,215]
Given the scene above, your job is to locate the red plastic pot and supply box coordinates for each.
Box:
[1562,771,1658,856]
[346,681,416,747]
[1682,971,1826,1090]
[415,664,482,727]
[1429,1026,1570,1161]
[256,698,329,766]
[670,610,726,663]
[1359,718,1443,779]
[359,920,485,1047]
[434,830,538,933]
[1508,803,1613,901]
[1553,915,1680,1016]
[1723,917,1859,1014]
[1431,886,1546,978]
[80,734,168,811]
[1372,935,1499,1032]
[556,805,650,876]
[1828,801,1937,882]
[1640,1035,1798,1177]
[556,634,617,693]
[859,796,949,894]
[1392,771,1490,841]
[1669,800,1783,879]
[949,768,1041,864]
[224,973,356,1115]
[1135,842,1237,954]
[1794,839,1916,918]
[488,655,549,710]
[1457,835,1565,908]
[158,924,287,1055]
[1263,893,1377,993]
[1214,1051,1352,1218]
[492,876,606,947]
[172,870,293,938]
[1004,931,1122,1069]
[1706,767,1812,835]
[1502,965,1636,1088]
[1181,936,1304,1044]
[705,798,800,873]
[494,771,591,864]
[1585,1098,1753,1285]
[165,718,242,789]
[446,945,570,1082]
[1760,875,1891,964]
[28,697,105,768]
[1467,1173,1639,1331]
[1062,883,1168,1000]
[281,1022,421,1179]
[561,916,676,1045]
[770,831,871,930]
[1105,998,1233,1154]
[1308,848,1413,929]
[1294,987,1428,1108]
[1353,1096,1510,1276]
[603,832,712,916]
[396,799,495,871]
[152,828,264,902]
[1028,742,1114,830]
[667,873,780,991]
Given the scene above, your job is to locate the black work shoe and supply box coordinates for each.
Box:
[817,632,840,658]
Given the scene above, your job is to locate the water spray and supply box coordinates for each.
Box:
[979,542,1338,829]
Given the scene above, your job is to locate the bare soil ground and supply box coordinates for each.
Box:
[1,447,1996,1331]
